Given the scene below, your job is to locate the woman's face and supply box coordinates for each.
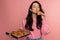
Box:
[31,3,40,14]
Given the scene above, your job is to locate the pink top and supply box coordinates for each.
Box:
[20,18,49,39]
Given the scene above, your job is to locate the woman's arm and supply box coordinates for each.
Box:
[37,11,46,21]
[41,13,46,20]
[40,12,50,35]
[20,19,26,30]
[41,15,50,35]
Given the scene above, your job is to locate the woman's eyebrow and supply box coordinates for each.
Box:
[33,4,36,6]
[33,5,38,7]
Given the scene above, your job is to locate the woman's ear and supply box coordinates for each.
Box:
[30,9,32,12]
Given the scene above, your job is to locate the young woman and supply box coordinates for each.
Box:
[21,1,49,40]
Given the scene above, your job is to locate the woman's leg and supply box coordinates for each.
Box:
[36,38,42,40]
[26,37,32,40]
[26,37,42,40]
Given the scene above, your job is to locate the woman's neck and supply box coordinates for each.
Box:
[32,13,36,20]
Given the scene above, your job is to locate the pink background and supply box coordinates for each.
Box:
[0,0,60,40]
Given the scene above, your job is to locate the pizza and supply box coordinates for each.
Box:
[11,29,30,38]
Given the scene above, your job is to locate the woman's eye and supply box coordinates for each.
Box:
[33,6,36,8]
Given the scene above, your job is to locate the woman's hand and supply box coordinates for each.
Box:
[37,11,41,15]
[37,11,46,20]
[37,11,45,16]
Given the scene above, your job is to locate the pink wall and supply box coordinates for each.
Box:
[0,0,60,40]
